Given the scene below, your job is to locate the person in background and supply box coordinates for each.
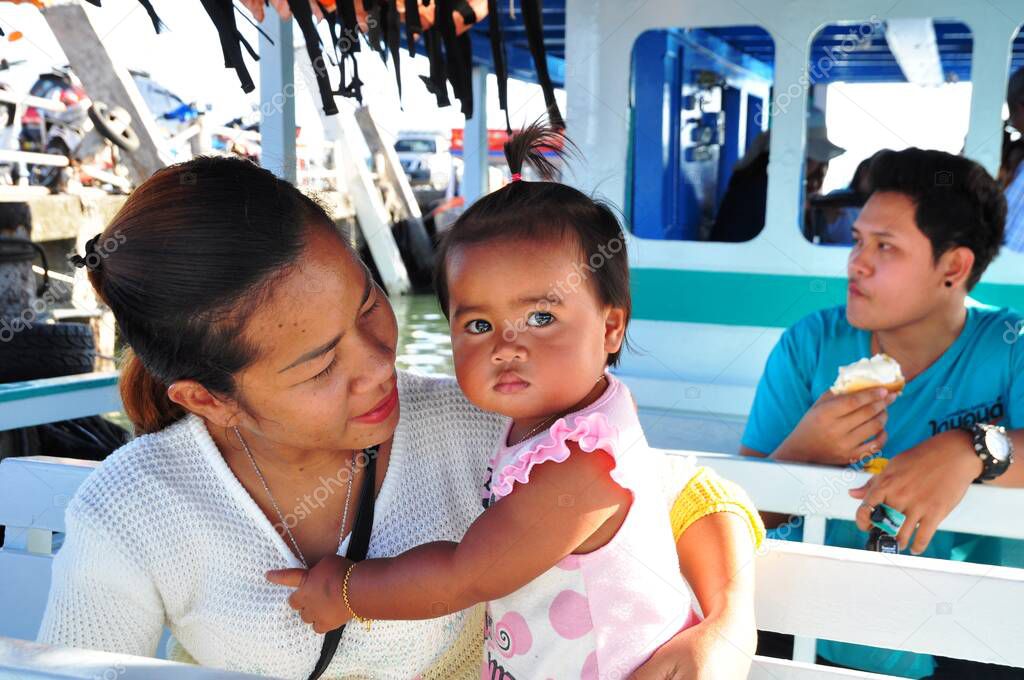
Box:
[1001,67,1024,252]
[999,129,1024,191]
[741,148,1024,679]
[815,151,882,245]
[711,108,845,242]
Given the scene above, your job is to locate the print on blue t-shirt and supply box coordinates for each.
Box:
[742,303,1024,678]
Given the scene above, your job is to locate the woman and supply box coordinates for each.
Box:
[39,156,762,679]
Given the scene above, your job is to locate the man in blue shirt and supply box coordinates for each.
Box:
[741,148,1024,679]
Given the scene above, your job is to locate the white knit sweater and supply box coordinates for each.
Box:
[38,370,506,679]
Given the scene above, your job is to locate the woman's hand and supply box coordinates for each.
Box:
[266,554,355,634]
[775,388,896,465]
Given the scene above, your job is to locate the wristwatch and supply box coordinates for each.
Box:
[964,423,1014,483]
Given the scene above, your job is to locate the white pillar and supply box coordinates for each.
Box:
[462,66,489,203]
[259,15,297,183]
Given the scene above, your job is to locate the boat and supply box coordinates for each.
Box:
[2,1,1023,678]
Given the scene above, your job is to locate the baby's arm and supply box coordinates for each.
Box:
[268,442,629,629]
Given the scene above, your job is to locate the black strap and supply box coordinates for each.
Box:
[486,0,511,132]
[436,0,473,117]
[384,1,403,100]
[453,0,478,27]
[521,0,564,127]
[305,446,379,680]
[135,0,166,33]
[289,0,340,116]
[199,0,256,94]
[404,0,422,57]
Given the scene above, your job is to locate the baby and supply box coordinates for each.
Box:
[269,122,698,678]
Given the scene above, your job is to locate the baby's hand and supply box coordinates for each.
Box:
[266,554,355,633]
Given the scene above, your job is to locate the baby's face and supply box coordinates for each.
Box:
[444,236,625,421]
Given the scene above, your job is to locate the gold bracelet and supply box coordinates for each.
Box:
[342,562,374,630]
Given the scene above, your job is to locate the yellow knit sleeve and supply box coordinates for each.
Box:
[669,466,766,550]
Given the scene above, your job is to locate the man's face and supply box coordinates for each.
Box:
[846,191,951,330]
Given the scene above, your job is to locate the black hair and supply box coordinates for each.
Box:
[434,120,631,366]
[867,148,1006,290]
[86,156,341,434]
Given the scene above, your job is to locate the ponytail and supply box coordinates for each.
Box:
[502,117,576,181]
[119,348,185,435]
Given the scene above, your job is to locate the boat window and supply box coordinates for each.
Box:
[804,19,973,246]
[627,26,775,242]
[1002,25,1024,256]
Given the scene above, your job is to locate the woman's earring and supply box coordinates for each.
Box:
[945,280,953,288]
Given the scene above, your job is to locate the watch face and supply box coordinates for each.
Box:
[984,428,1012,462]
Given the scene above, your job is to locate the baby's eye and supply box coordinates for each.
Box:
[527,311,555,327]
[465,319,493,334]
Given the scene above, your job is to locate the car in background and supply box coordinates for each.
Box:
[395,131,456,193]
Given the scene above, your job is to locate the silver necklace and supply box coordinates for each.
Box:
[232,426,355,568]
[507,374,607,447]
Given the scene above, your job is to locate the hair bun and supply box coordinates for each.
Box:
[503,118,575,181]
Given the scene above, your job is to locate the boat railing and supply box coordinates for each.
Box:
[672,452,1024,669]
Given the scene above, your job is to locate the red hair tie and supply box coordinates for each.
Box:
[510,172,522,182]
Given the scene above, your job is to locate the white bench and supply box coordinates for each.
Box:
[2,454,1023,679]
[676,452,1024,670]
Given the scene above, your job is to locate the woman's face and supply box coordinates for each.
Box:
[229,227,399,453]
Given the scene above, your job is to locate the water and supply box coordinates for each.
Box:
[391,293,454,377]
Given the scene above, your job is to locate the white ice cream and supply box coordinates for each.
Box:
[831,353,904,393]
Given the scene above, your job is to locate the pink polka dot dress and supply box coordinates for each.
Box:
[480,374,699,680]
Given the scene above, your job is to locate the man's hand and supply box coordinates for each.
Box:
[266,554,355,634]
[849,429,982,554]
[774,388,896,465]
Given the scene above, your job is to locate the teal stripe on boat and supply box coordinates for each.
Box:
[631,268,1024,327]
[0,372,119,404]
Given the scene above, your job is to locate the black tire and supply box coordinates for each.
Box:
[88,101,141,153]
[0,322,96,382]
[28,138,70,192]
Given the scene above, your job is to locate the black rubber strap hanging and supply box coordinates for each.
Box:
[304,445,378,680]
[486,0,510,132]
[365,2,386,55]
[456,31,474,114]
[135,0,166,33]
[236,32,260,61]
[404,0,422,57]
[234,4,275,44]
[288,0,339,115]
[435,0,472,117]
[199,0,256,93]
[333,0,365,103]
[419,27,451,107]
[452,0,478,26]
[383,1,403,99]
[337,0,362,54]
[521,0,563,127]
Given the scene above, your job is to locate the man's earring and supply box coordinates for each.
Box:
[945,280,953,288]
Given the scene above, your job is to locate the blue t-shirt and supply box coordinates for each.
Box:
[742,303,1024,678]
